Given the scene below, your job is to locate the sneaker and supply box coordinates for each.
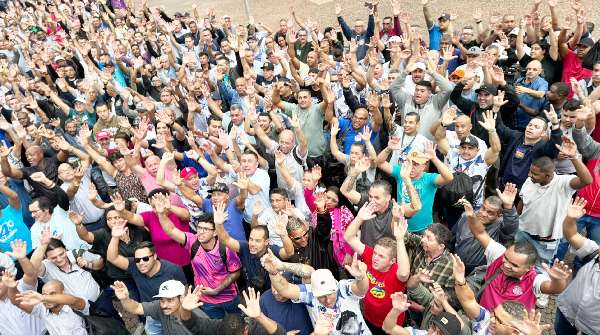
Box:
[536,293,549,308]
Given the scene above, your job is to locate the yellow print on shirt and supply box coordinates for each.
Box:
[367,272,386,299]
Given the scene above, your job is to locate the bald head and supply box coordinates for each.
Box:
[43,280,65,293]
[525,60,543,80]
[455,114,473,139]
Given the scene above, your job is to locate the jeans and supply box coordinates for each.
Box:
[514,230,558,273]
[145,316,163,335]
[201,295,241,319]
[554,308,587,335]
[556,215,600,271]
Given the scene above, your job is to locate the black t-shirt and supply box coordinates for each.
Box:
[22,155,60,199]
[256,74,280,90]
[92,226,150,280]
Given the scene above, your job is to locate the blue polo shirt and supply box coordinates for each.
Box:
[429,25,442,51]
[514,76,548,129]
[337,118,377,154]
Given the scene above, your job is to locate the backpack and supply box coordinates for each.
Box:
[439,172,475,207]
[190,239,234,273]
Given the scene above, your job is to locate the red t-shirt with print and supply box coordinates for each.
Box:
[360,245,407,327]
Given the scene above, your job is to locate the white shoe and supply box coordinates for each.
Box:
[536,293,549,308]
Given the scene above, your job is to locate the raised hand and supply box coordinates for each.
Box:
[162,151,175,162]
[414,268,434,284]
[566,196,587,220]
[233,172,250,191]
[492,90,508,109]
[344,253,367,279]
[213,201,229,225]
[238,287,262,318]
[273,213,289,236]
[478,110,497,131]
[111,221,128,238]
[423,141,437,161]
[40,225,52,246]
[181,285,204,311]
[392,210,408,240]
[8,239,28,259]
[110,281,130,300]
[390,292,411,312]
[543,105,559,125]
[509,309,552,335]
[496,183,518,207]
[388,136,402,150]
[555,136,578,160]
[542,259,572,282]
[253,200,264,216]
[449,253,466,283]
[260,248,282,274]
[430,282,447,304]
[16,291,44,306]
[399,159,413,180]
[68,211,83,226]
[357,202,377,221]
[314,192,327,212]
[459,198,475,217]
[360,126,372,142]
[110,192,126,211]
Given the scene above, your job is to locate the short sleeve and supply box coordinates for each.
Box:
[225,246,242,272]
[484,239,507,265]
[572,238,599,259]
[30,303,46,318]
[141,301,162,319]
[338,279,362,299]
[533,272,550,296]
[293,284,314,305]
[391,164,401,180]
[280,102,297,117]
[184,232,197,252]
[428,173,440,188]
[269,244,282,257]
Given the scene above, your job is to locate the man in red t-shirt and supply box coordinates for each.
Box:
[344,201,410,335]
[559,34,593,97]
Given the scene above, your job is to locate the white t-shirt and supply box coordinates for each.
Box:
[519,174,576,239]
[231,168,271,222]
[293,279,372,335]
[31,303,87,335]
[0,279,46,335]
[389,127,429,165]
[30,207,90,251]
[61,168,105,224]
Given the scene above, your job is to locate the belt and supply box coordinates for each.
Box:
[527,233,557,242]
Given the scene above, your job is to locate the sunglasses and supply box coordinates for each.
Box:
[134,254,154,263]
[292,230,309,241]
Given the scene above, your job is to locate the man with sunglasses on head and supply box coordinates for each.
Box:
[107,227,187,335]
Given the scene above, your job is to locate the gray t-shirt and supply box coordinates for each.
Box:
[359,203,394,247]
[142,300,202,335]
[280,102,326,157]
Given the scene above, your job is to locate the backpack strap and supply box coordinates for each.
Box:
[476,267,503,301]
[219,240,233,273]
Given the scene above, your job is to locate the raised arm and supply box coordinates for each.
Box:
[392,209,410,282]
[213,201,240,252]
[111,280,145,315]
[450,253,481,319]
[563,197,589,250]
[329,119,348,163]
[462,200,491,249]
[154,193,187,245]
[344,202,377,255]
[106,222,131,271]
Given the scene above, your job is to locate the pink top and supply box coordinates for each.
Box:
[140,169,185,208]
[479,254,537,311]
[562,50,592,98]
[140,211,190,266]
[184,233,241,304]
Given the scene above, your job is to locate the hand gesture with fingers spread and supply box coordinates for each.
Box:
[181,285,204,311]
[566,196,587,219]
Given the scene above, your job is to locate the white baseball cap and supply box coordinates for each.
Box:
[153,280,185,299]
[310,269,338,297]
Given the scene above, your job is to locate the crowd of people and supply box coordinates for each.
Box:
[0,0,599,334]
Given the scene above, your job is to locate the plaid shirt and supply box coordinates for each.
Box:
[405,233,458,308]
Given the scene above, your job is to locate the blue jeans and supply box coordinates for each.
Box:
[145,316,163,335]
[201,295,241,319]
[514,230,558,273]
[556,215,600,270]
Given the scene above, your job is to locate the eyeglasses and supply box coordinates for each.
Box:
[197,226,215,232]
[292,230,309,241]
[134,254,154,263]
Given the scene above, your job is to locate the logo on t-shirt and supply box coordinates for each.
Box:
[512,286,524,296]
[370,286,385,299]
[0,220,16,243]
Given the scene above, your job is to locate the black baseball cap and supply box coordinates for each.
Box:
[208,183,229,194]
[475,84,498,95]
[431,312,461,335]
[261,62,275,71]
[460,135,479,148]
[577,37,595,48]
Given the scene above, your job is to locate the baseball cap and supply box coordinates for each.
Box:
[95,130,110,141]
[180,166,198,180]
[450,68,465,79]
[438,13,451,21]
[208,182,229,194]
[407,151,429,165]
[74,96,86,104]
[431,312,461,335]
[387,35,401,45]
[413,62,427,71]
[54,55,65,62]
[311,269,338,297]
[577,37,595,48]
[153,280,185,299]
[475,84,498,95]
[466,46,482,55]
[508,28,520,36]
[261,62,275,71]
[460,135,479,148]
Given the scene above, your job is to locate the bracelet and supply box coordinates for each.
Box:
[455,280,467,286]
[475,20,482,24]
